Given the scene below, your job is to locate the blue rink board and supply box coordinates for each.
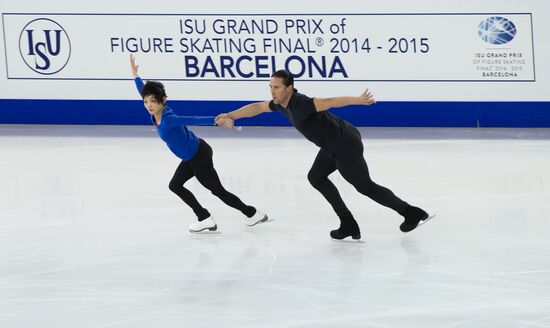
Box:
[0,99,548,127]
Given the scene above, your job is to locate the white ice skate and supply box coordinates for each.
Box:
[189,217,218,233]
[244,210,268,226]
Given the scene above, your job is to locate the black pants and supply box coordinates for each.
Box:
[168,139,255,221]
[307,128,408,222]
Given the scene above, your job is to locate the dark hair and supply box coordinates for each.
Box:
[140,81,167,104]
[271,70,297,93]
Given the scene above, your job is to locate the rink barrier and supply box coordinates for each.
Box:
[1,99,549,127]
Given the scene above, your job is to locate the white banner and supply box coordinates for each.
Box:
[1,0,549,101]
[3,14,535,81]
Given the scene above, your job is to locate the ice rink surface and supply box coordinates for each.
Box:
[1,125,549,328]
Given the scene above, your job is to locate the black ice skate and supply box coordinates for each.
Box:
[330,219,361,240]
[400,206,434,233]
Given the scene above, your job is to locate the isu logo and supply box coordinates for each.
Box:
[19,18,71,75]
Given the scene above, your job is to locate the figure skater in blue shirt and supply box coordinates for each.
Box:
[130,55,267,233]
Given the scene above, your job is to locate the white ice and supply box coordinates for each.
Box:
[1,125,550,328]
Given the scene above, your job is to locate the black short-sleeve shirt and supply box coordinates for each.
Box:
[269,92,357,153]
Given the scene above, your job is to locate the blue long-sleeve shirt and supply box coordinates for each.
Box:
[135,77,211,160]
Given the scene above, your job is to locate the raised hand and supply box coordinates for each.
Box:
[358,89,376,105]
[130,54,139,78]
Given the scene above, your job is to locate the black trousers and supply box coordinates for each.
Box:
[307,128,408,222]
[168,139,255,221]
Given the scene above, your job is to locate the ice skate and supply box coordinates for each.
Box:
[400,206,434,233]
[330,219,361,240]
[244,210,268,226]
[189,216,218,233]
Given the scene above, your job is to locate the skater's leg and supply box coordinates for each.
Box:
[169,160,210,221]
[191,139,256,218]
[307,149,360,239]
[335,138,429,232]
[307,149,353,219]
[335,141,409,213]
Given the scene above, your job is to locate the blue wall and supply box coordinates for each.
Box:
[1,99,549,127]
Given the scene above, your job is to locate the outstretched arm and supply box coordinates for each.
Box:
[130,54,144,94]
[313,89,375,112]
[130,54,140,78]
[215,101,271,128]
[165,115,216,126]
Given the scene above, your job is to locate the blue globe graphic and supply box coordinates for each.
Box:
[478,17,517,45]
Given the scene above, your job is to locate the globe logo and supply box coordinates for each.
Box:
[19,18,71,75]
[478,17,517,45]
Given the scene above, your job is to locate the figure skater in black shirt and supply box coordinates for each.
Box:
[216,70,432,240]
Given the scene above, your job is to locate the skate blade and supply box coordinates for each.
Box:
[409,214,436,232]
[418,214,436,227]
[331,237,365,243]
[189,230,221,235]
[189,225,219,234]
